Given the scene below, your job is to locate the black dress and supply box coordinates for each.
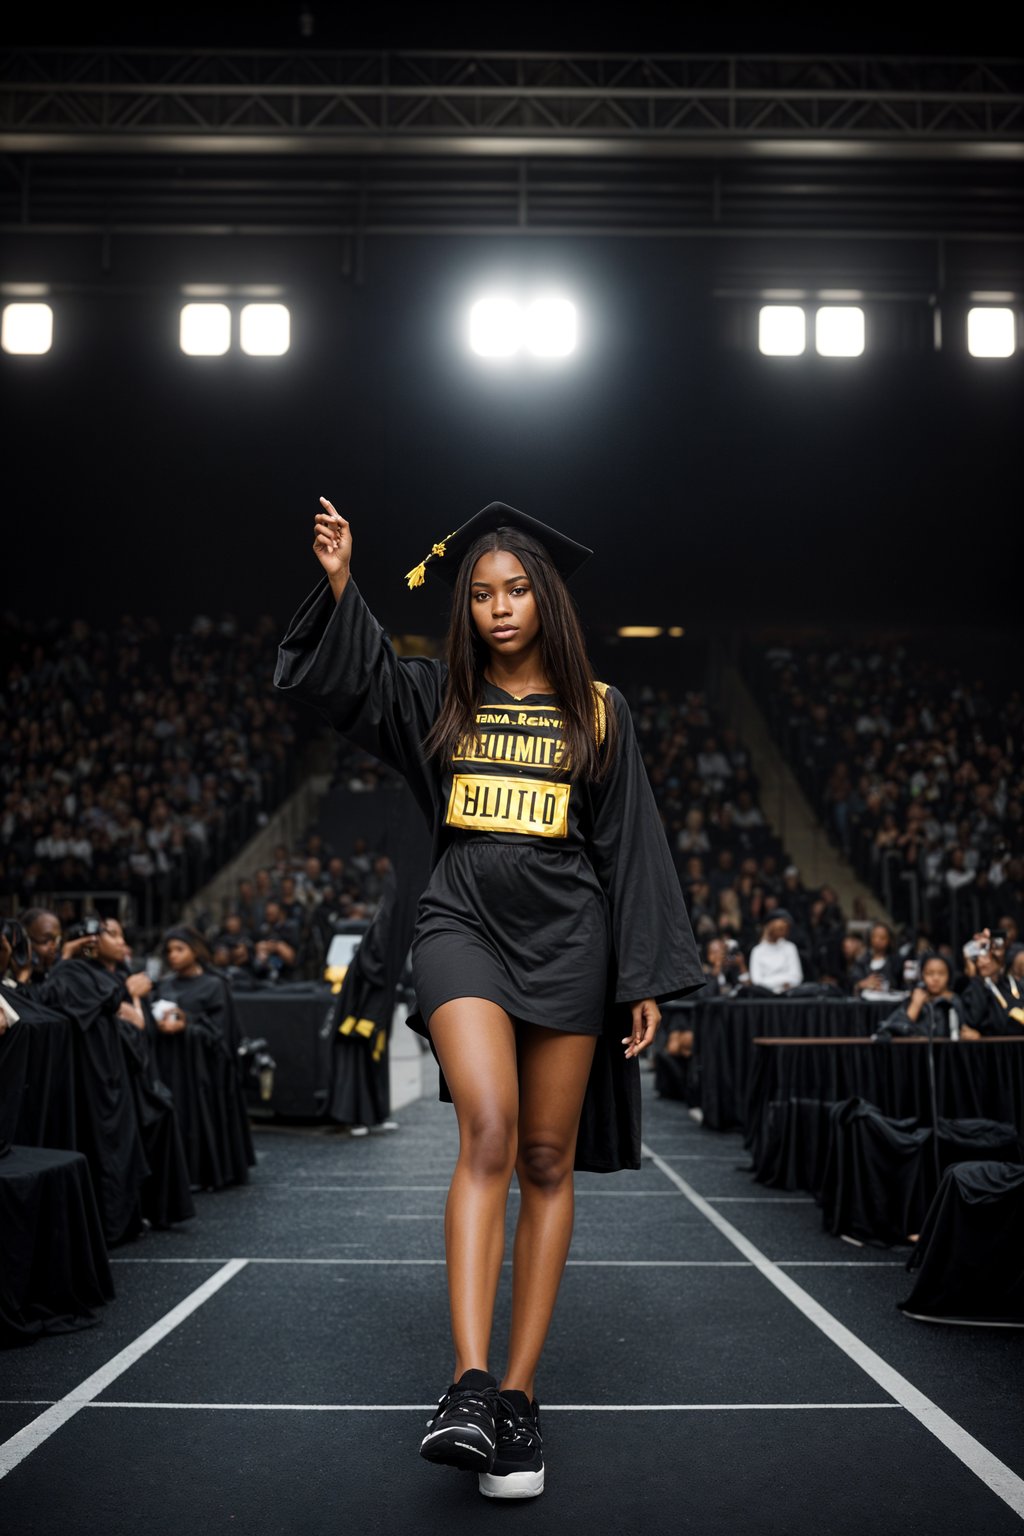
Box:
[274,575,705,1172]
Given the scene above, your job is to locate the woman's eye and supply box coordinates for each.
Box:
[510,586,528,597]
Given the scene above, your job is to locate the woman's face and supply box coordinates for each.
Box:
[97,920,127,965]
[469,548,541,661]
[165,938,195,972]
[870,924,890,953]
[921,958,951,995]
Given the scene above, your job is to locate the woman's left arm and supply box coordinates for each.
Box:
[588,687,706,1034]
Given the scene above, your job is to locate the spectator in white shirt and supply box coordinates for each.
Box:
[749,911,804,994]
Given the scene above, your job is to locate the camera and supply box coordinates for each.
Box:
[65,915,104,956]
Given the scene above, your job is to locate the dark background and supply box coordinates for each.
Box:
[3,6,1021,634]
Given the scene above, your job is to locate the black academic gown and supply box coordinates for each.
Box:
[151,968,256,1190]
[274,575,705,1172]
[111,970,195,1228]
[30,959,149,1247]
[960,974,1024,1037]
[2,983,77,1152]
[327,864,419,1127]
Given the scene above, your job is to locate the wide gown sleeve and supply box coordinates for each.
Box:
[273,575,444,819]
[588,687,706,1006]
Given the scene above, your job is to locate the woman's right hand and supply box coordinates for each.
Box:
[313,497,352,596]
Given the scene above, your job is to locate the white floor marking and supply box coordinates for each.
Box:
[642,1142,1024,1521]
[260,1185,681,1196]
[105,1256,903,1268]
[706,1197,816,1204]
[0,1259,248,1481]
[0,1399,903,1413]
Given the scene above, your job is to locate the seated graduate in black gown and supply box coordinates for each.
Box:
[150,925,255,1191]
[879,952,967,1038]
[4,915,77,1150]
[959,928,1024,1039]
[94,919,195,1229]
[17,908,149,1247]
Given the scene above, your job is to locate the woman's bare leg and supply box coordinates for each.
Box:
[428,998,519,1381]
[502,1023,599,1400]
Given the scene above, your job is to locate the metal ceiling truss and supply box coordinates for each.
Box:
[1,153,1021,242]
[0,49,1022,157]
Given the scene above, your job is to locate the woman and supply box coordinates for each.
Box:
[901,952,967,1038]
[95,918,195,1228]
[851,921,900,994]
[151,925,255,1191]
[275,497,703,1501]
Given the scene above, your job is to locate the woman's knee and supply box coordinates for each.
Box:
[517,1136,574,1192]
[459,1108,518,1180]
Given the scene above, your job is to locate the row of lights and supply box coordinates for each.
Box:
[758,303,1017,358]
[2,297,1019,361]
[0,301,292,356]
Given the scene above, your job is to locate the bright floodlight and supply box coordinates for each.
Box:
[525,298,577,358]
[758,306,806,356]
[469,298,522,358]
[179,302,231,356]
[1,302,53,355]
[967,307,1015,358]
[815,306,865,357]
[240,303,290,356]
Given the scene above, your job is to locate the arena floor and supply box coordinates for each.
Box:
[1,1064,1022,1535]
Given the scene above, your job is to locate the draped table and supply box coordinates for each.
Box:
[686,998,895,1132]
[745,1036,1024,1184]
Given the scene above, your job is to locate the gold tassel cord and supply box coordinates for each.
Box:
[404,531,456,590]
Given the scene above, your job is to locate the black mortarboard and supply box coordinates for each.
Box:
[404,500,593,590]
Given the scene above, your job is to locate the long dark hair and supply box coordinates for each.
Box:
[422,527,619,782]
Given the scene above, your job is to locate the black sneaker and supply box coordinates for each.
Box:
[419,1368,499,1472]
[478,1389,544,1499]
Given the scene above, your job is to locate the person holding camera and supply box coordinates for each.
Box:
[960,928,1024,1037]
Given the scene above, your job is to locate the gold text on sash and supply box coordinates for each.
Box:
[445,773,571,839]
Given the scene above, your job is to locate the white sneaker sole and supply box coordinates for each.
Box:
[479,1467,545,1499]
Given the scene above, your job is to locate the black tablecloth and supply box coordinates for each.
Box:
[745,1038,1024,1176]
[899,1161,1024,1324]
[0,1145,115,1347]
[693,999,893,1132]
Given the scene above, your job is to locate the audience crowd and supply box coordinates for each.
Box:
[744,638,1024,952]
[0,612,303,934]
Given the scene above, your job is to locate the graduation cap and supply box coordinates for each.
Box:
[404,500,593,590]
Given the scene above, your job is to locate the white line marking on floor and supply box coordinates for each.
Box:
[259,1186,681,1196]
[0,1259,248,1481]
[10,1400,903,1413]
[642,1142,1024,1520]
[108,1257,752,1267]
[105,1256,907,1269]
[706,1197,816,1204]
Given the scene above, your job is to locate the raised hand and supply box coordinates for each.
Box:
[313,497,352,599]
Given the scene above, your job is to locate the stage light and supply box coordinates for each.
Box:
[815,306,865,357]
[758,306,805,356]
[240,303,290,356]
[967,307,1016,358]
[524,298,577,358]
[469,297,522,358]
[179,302,230,356]
[667,626,685,638]
[617,626,663,638]
[1,302,53,355]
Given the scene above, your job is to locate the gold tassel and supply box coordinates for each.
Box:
[404,532,456,590]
